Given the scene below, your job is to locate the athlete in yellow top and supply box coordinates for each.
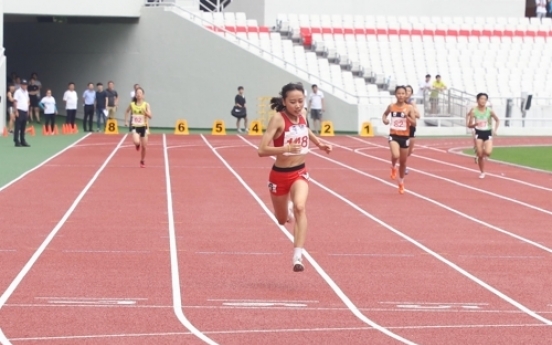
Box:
[124,87,152,168]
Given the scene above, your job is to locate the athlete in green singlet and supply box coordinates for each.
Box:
[467,93,499,179]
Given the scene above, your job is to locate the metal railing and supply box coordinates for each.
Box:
[418,88,552,128]
[143,0,368,104]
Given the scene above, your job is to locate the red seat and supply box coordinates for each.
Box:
[365,28,376,35]
[258,26,270,33]
[470,29,481,37]
[311,27,322,34]
[525,30,536,37]
[321,27,332,34]
[536,30,547,38]
[481,29,492,37]
[376,28,387,35]
[235,26,246,33]
[343,28,354,34]
[503,29,513,37]
[446,29,458,36]
[514,30,524,37]
[458,29,470,37]
[333,27,344,34]
[387,28,398,35]
[225,26,236,32]
[422,29,434,36]
[411,29,422,36]
[353,28,365,35]
[247,26,259,33]
[492,29,503,37]
[399,28,411,35]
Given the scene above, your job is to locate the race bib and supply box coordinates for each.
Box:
[131,114,145,126]
[391,117,407,131]
[475,120,487,130]
[283,124,309,156]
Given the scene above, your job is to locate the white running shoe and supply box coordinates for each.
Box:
[405,168,409,175]
[293,259,304,272]
[479,173,486,179]
[286,200,294,223]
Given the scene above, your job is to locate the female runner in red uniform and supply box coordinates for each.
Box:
[257,83,332,272]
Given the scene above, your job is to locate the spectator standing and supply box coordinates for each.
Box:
[106,81,119,120]
[63,83,78,128]
[82,83,96,132]
[95,83,108,132]
[13,79,31,147]
[418,74,432,104]
[233,86,247,132]
[430,75,447,114]
[28,79,41,124]
[536,0,547,19]
[39,89,58,134]
[130,84,140,99]
[6,84,15,133]
[307,84,325,134]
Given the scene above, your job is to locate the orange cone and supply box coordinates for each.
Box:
[72,124,78,134]
[26,126,36,136]
[53,125,59,135]
[2,127,8,137]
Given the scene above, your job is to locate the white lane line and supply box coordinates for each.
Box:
[0,134,126,345]
[162,134,218,345]
[212,135,418,345]
[0,133,92,193]
[320,139,552,255]
[291,144,552,326]
[353,147,552,216]
[349,136,552,192]
[196,251,282,255]
[6,323,550,342]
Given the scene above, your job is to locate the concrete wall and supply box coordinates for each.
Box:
[4,0,144,17]
[4,7,358,131]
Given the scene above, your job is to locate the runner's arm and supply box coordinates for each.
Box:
[407,106,417,126]
[490,110,500,133]
[257,114,290,157]
[466,109,476,128]
[382,104,391,125]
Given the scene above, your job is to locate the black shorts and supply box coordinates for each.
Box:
[389,135,410,149]
[29,96,39,108]
[475,129,492,142]
[131,126,147,137]
[310,109,322,120]
[409,126,416,138]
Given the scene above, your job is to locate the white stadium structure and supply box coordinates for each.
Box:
[0,0,549,136]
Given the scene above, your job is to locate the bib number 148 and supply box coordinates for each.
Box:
[287,136,308,147]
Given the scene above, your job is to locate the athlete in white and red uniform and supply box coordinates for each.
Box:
[258,82,332,272]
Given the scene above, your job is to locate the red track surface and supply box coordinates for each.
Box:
[0,134,551,344]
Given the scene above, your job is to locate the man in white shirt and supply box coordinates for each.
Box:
[13,79,31,147]
[417,74,432,104]
[63,82,78,129]
[307,84,325,134]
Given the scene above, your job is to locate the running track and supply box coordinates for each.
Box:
[0,134,551,344]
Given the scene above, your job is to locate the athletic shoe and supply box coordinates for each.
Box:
[293,259,304,272]
[140,160,145,168]
[286,200,294,223]
[479,173,485,179]
[390,167,397,180]
[399,182,405,194]
[405,168,410,175]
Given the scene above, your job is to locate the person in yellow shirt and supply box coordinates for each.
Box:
[430,75,447,114]
[124,87,152,168]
